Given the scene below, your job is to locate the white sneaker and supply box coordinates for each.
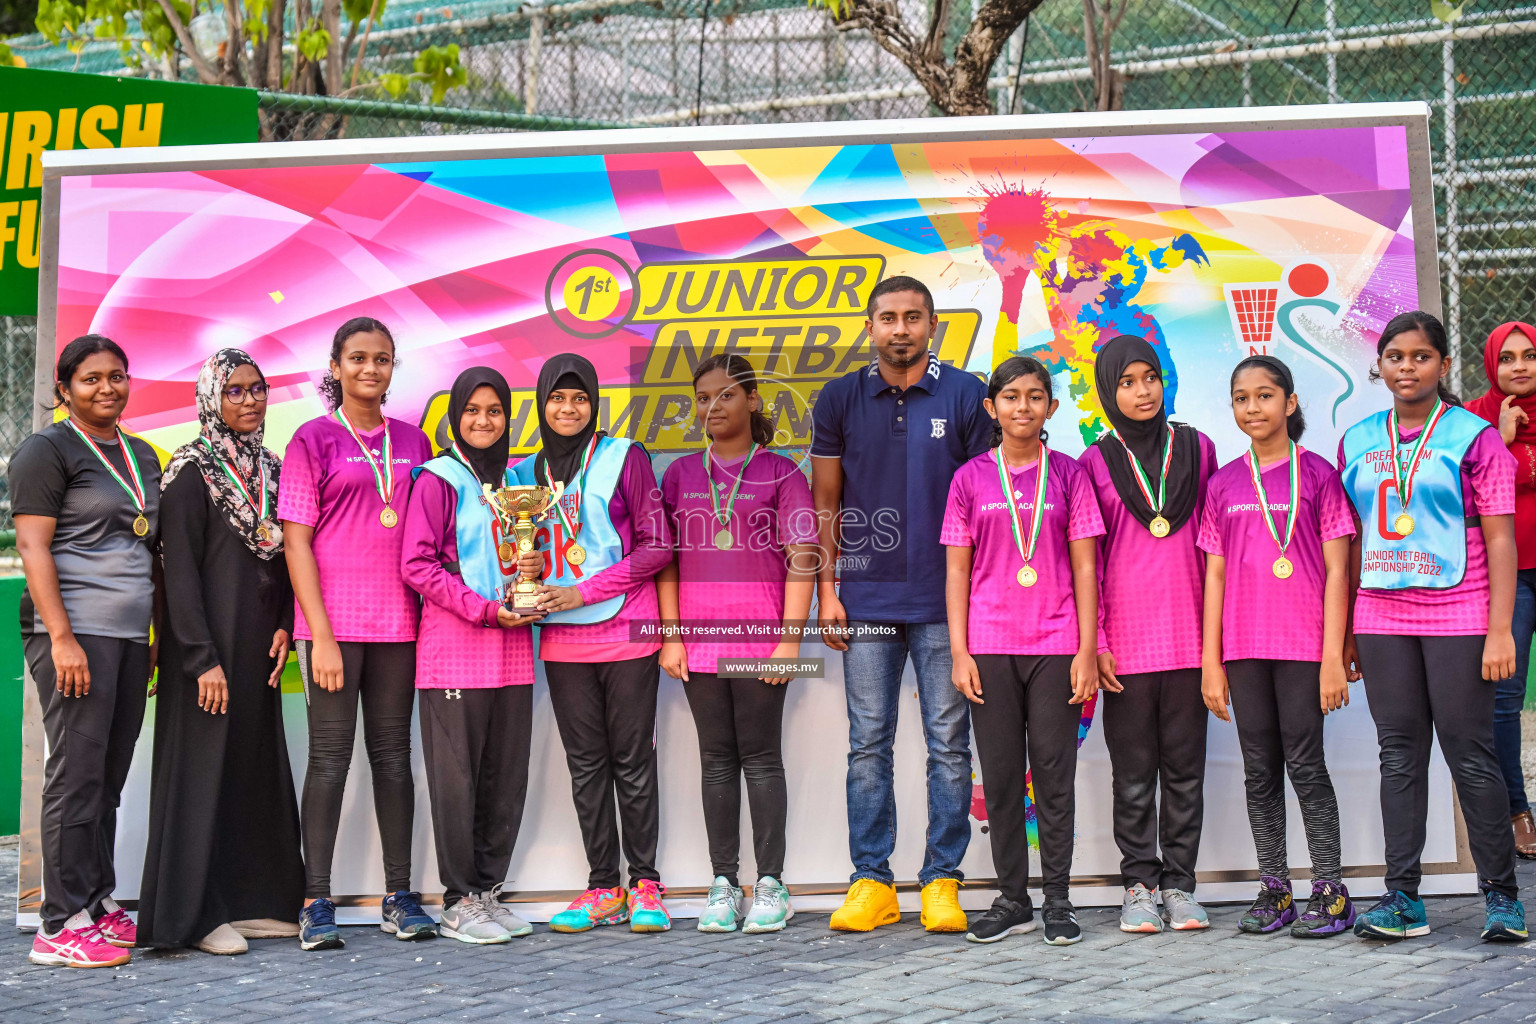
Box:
[742,876,794,934]
[438,894,512,944]
[480,885,532,938]
[697,877,744,933]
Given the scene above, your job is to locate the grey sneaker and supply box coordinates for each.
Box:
[1161,888,1210,931]
[438,894,512,944]
[480,884,532,938]
[698,876,744,933]
[742,876,794,934]
[1120,883,1164,933]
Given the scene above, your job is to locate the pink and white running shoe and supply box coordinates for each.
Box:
[30,911,130,968]
[94,897,137,948]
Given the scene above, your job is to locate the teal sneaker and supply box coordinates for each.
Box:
[629,879,671,933]
[742,876,794,934]
[1119,884,1163,933]
[1482,891,1528,942]
[549,887,628,933]
[1353,890,1430,940]
[697,877,743,933]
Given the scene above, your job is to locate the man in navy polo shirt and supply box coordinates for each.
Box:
[811,275,990,933]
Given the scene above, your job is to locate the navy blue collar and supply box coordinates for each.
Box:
[864,351,941,396]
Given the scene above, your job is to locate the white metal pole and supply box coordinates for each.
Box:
[1443,34,1462,388]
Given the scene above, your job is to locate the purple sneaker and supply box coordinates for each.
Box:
[1291,880,1355,938]
[1239,876,1296,934]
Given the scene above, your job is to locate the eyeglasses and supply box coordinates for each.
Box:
[224,384,270,403]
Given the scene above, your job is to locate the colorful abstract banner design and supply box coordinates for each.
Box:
[55,124,1417,468]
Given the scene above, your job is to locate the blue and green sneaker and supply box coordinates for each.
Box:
[1353,890,1429,940]
[1482,891,1528,942]
[697,877,743,933]
[629,879,671,933]
[549,887,629,933]
[381,891,437,941]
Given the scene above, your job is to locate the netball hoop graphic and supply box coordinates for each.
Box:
[1225,261,1356,425]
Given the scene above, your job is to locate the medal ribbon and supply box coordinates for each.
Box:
[542,434,598,540]
[994,443,1049,567]
[333,407,395,506]
[65,419,146,514]
[1246,441,1299,557]
[1385,396,1447,515]
[452,439,515,536]
[1111,424,1175,516]
[200,437,269,522]
[704,443,760,528]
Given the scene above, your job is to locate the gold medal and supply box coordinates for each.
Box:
[133,514,149,537]
[1017,565,1038,588]
[498,541,516,563]
[1394,513,1415,537]
[379,505,398,529]
[257,522,272,543]
[714,529,734,551]
[1272,556,1294,579]
[566,542,587,565]
[1149,515,1171,538]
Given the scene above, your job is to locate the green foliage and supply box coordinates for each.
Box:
[294,16,329,62]
[342,0,383,26]
[804,0,848,20]
[413,42,464,103]
[1430,0,1466,23]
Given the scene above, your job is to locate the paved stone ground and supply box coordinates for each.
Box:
[0,842,1531,1024]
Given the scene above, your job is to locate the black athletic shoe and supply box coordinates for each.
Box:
[1042,897,1082,946]
[965,896,1036,943]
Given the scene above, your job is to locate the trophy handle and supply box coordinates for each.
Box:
[546,479,566,511]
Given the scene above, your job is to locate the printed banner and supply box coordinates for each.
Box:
[33,119,1469,911]
[0,65,258,315]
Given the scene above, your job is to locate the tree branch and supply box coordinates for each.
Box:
[153,0,221,84]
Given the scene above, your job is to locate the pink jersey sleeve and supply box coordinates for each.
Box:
[276,428,321,527]
[400,472,501,628]
[1065,461,1106,542]
[1195,487,1223,556]
[1466,427,1517,517]
[940,468,973,547]
[776,463,819,546]
[1315,461,1357,541]
[575,444,674,605]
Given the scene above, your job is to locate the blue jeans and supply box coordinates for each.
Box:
[842,621,972,886]
[1495,568,1536,816]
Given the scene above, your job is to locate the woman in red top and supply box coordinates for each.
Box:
[1467,320,1536,859]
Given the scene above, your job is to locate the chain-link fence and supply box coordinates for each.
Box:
[5,1,1535,525]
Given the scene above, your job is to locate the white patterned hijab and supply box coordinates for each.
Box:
[162,349,284,559]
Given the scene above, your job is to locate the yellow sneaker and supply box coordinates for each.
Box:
[920,878,967,933]
[829,879,901,932]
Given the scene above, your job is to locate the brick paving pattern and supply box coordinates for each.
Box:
[0,843,1531,1024]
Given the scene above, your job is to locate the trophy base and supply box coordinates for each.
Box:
[507,590,543,613]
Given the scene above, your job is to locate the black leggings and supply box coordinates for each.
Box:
[545,654,662,890]
[25,633,149,931]
[1356,634,1518,899]
[970,654,1081,902]
[681,673,789,885]
[297,640,417,898]
[1226,659,1342,883]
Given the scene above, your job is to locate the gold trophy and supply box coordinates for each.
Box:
[490,482,564,612]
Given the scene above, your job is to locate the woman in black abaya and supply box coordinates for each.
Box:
[139,349,303,954]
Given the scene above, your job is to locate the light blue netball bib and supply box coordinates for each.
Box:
[1340,405,1489,590]
[510,434,633,625]
[412,456,516,603]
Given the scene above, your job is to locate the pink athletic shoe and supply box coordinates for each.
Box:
[95,897,136,948]
[29,911,131,968]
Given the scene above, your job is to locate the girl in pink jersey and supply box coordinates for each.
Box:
[1080,334,1218,934]
[944,356,1103,947]
[1198,355,1356,938]
[658,353,817,935]
[279,317,435,950]
[1339,311,1525,943]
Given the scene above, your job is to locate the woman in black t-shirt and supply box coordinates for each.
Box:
[12,334,162,969]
